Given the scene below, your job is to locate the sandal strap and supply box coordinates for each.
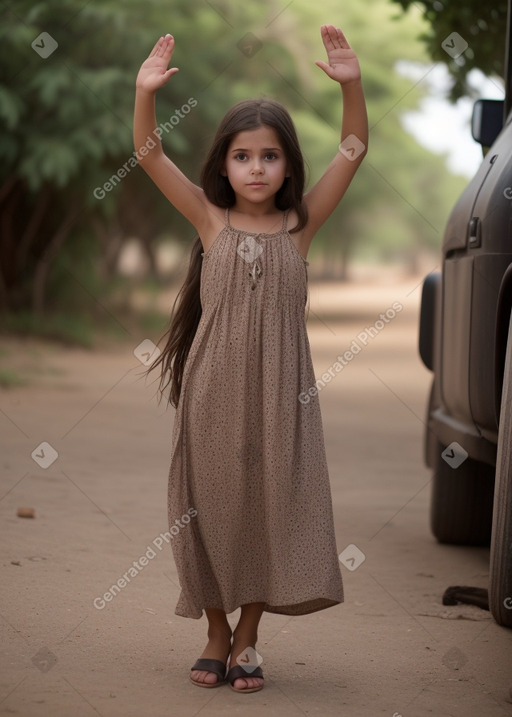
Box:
[190,658,226,682]
[227,664,264,684]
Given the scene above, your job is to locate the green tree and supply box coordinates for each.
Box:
[288,0,467,276]
[0,0,473,326]
[390,0,508,99]
[0,0,320,315]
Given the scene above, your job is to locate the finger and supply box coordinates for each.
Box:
[321,24,336,51]
[315,60,335,79]
[155,33,174,59]
[148,36,164,59]
[161,34,176,61]
[335,27,351,49]
[327,24,339,46]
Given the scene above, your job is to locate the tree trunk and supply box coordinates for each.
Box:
[17,184,52,274]
[32,203,79,315]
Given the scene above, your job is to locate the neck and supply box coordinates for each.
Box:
[231,196,278,217]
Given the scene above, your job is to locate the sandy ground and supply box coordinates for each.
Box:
[1,276,512,717]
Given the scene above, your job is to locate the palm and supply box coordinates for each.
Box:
[136,35,179,93]
[316,25,361,85]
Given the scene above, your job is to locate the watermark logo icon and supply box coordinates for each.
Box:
[339,543,366,571]
[237,32,263,58]
[236,646,263,673]
[237,236,263,264]
[503,187,512,200]
[442,646,467,670]
[133,339,161,367]
[441,442,468,469]
[31,442,58,469]
[339,134,366,161]
[441,32,468,59]
[504,597,512,610]
[32,647,57,673]
[31,32,58,59]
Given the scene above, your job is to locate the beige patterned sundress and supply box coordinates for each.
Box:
[167,208,344,618]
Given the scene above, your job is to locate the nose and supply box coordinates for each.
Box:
[250,158,263,174]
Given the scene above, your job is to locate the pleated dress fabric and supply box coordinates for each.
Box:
[167,208,344,618]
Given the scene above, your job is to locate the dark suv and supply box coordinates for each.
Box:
[419,5,512,628]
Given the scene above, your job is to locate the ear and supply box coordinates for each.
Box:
[285,161,291,178]
[220,163,227,177]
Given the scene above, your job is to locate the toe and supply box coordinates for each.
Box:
[190,669,203,683]
[191,669,219,685]
[233,676,263,690]
[203,671,219,685]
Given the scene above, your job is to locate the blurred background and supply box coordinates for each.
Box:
[0,0,507,364]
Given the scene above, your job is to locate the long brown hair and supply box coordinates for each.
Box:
[149,98,308,407]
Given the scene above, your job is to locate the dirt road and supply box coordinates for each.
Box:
[1,277,511,716]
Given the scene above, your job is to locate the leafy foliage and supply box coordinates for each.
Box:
[390,0,508,100]
[0,0,472,323]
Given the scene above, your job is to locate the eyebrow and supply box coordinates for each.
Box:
[231,147,282,152]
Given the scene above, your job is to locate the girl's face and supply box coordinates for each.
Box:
[222,125,290,208]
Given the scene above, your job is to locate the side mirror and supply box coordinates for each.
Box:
[471,99,504,148]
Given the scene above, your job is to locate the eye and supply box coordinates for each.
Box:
[264,152,278,160]
[234,152,247,161]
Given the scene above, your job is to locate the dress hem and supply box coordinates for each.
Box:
[174,596,344,620]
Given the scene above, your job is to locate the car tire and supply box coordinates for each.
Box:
[430,444,495,546]
[489,311,512,628]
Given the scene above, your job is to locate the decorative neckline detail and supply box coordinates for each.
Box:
[225,208,289,236]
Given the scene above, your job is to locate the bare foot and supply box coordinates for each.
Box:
[190,627,232,686]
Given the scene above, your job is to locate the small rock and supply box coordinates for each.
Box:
[11,560,21,566]
[17,507,35,519]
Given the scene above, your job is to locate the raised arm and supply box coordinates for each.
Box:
[302,25,368,246]
[133,35,209,233]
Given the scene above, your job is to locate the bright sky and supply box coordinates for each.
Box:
[396,61,506,178]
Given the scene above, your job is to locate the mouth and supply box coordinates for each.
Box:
[247,182,266,187]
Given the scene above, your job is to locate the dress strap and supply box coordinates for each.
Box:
[225,207,231,228]
[282,210,289,230]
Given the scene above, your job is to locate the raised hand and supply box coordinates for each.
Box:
[315,25,361,86]
[136,34,179,93]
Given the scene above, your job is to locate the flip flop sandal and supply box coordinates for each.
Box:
[190,658,227,688]
[226,664,264,693]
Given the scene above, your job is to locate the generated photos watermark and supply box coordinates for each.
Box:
[93,97,198,200]
[237,32,263,58]
[339,134,366,161]
[441,441,468,469]
[441,32,468,60]
[339,543,366,571]
[134,339,161,367]
[236,646,264,673]
[31,441,59,469]
[31,32,58,59]
[93,508,197,610]
[299,301,403,404]
[32,647,58,673]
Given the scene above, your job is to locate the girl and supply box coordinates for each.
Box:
[134,25,367,693]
